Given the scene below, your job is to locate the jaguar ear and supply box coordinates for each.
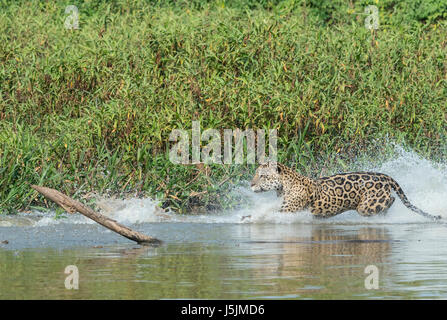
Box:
[276,164,282,174]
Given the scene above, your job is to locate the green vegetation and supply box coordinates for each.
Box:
[1,0,446,214]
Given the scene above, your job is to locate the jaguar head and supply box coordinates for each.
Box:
[250,162,283,193]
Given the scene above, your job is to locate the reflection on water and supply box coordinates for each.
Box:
[1,222,447,299]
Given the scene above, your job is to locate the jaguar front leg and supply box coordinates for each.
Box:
[280,195,307,213]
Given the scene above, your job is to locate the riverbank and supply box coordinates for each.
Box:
[1,0,446,214]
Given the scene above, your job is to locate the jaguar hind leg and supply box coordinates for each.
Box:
[357,190,395,217]
[382,196,395,213]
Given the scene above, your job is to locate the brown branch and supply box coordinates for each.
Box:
[31,185,162,246]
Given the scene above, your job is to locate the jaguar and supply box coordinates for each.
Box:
[250,162,441,220]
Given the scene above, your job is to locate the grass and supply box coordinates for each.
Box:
[1,0,447,214]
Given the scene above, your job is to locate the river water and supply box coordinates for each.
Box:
[1,148,447,299]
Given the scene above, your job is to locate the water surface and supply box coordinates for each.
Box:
[1,147,447,299]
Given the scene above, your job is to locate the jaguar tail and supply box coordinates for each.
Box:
[388,177,441,221]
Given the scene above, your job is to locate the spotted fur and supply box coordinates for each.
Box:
[251,162,441,221]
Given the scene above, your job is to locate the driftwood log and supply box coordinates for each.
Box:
[31,185,162,246]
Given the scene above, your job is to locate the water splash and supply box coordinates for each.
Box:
[5,144,447,227]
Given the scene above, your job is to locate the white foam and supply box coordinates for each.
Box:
[33,213,94,226]
[95,197,170,224]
